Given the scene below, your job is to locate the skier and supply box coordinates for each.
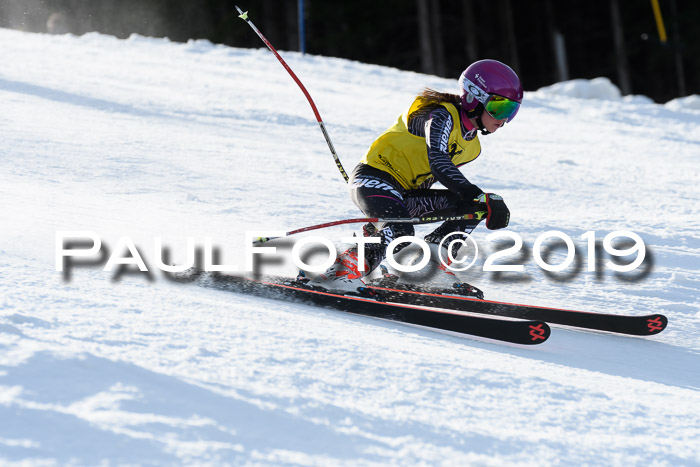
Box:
[311,59,523,295]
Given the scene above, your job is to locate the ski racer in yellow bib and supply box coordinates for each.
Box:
[361,96,482,190]
[311,59,524,296]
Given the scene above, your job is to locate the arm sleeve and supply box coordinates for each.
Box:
[424,107,482,200]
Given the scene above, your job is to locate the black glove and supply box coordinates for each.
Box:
[479,193,510,230]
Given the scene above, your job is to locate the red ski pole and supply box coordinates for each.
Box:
[235,6,349,183]
[253,210,488,244]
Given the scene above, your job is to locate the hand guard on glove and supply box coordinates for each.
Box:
[477,193,510,230]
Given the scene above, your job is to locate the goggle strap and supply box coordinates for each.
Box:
[462,77,490,105]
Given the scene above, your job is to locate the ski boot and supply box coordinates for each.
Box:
[309,248,369,294]
[377,241,484,299]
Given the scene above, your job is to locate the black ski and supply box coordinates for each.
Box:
[180,271,550,345]
[367,283,667,336]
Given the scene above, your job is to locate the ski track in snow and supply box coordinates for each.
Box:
[0,29,699,465]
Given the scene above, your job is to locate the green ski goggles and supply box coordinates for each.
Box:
[484,95,521,122]
[462,76,521,122]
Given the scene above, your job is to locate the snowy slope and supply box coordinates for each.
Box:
[1,29,699,465]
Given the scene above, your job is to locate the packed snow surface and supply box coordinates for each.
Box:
[1,30,699,465]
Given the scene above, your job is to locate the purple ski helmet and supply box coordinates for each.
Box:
[459,59,523,123]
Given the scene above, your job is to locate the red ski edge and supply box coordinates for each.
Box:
[369,285,668,336]
[186,272,551,345]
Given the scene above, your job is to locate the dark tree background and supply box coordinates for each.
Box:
[1,0,697,103]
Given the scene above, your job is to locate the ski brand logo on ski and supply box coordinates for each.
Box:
[647,316,664,333]
[529,324,547,341]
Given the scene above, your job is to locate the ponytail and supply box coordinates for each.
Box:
[419,88,461,106]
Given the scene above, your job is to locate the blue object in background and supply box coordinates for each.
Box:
[299,0,306,54]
